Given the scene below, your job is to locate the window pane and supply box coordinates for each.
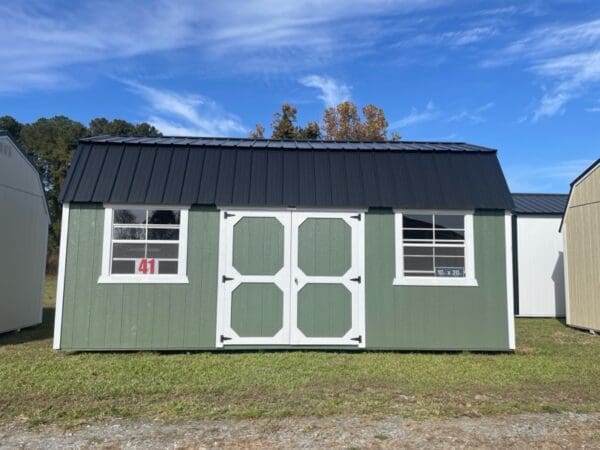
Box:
[403,214,433,229]
[146,243,179,259]
[435,256,465,269]
[403,229,433,241]
[148,228,180,240]
[159,260,178,274]
[405,272,434,277]
[435,229,464,241]
[113,243,146,258]
[435,215,464,229]
[111,260,135,274]
[404,256,434,271]
[114,209,147,224]
[404,246,434,256]
[436,247,464,257]
[148,210,180,225]
[113,227,146,240]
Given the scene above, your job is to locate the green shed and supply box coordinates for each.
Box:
[53,136,515,351]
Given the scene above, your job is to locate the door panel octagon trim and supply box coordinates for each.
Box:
[216,210,291,347]
[290,211,365,347]
[216,209,366,348]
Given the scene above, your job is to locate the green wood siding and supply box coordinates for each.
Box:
[231,283,283,337]
[60,204,219,350]
[298,218,351,276]
[297,284,352,337]
[364,209,510,350]
[233,217,284,275]
[59,206,510,351]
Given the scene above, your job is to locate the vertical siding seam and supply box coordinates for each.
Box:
[117,285,125,348]
[85,207,99,348]
[69,207,82,346]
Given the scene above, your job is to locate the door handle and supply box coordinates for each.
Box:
[294,277,298,285]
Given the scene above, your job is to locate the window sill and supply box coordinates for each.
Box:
[98,275,189,284]
[393,277,479,287]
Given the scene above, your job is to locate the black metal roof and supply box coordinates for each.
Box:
[512,193,568,215]
[59,136,514,210]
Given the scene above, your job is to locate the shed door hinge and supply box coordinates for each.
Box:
[350,335,362,343]
[224,212,236,219]
[222,275,234,283]
[220,335,232,343]
[350,214,362,221]
[350,275,361,283]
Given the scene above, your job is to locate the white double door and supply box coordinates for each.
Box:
[216,210,365,347]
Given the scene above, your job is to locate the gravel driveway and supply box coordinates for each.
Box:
[2,413,599,449]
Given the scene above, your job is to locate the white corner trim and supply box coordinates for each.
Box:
[504,211,516,350]
[53,203,70,350]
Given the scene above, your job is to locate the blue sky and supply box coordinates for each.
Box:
[1,1,599,193]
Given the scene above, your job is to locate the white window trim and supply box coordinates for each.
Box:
[98,204,190,284]
[393,209,478,287]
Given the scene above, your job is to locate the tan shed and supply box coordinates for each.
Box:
[562,158,600,332]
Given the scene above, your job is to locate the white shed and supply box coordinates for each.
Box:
[512,193,568,317]
[0,132,49,333]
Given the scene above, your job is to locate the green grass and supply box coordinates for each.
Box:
[1,275,600,427]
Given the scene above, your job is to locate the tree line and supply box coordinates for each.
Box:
[251,101,399,141]
[0,115,161,261]
[0,101,396,269]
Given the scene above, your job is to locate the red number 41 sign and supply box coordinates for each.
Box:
[136,258,156,274]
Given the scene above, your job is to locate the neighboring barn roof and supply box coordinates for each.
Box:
[0,131,50,220]
[59,136,514,210]
[512,193,568,215]
[560,158,600,230]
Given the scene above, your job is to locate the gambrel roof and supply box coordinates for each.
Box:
[59,136,514,210]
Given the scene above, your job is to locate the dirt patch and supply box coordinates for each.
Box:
[2,413,600,449]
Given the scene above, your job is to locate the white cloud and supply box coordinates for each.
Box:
[124,80,246,136]
[505,159,593,192]
[0,0,447,93]
[390,101,438,128]
[484,19,600,121]
[447,102,495,123]
[532,51,600,120]
[299,75,351,107]
[397,26,496,49]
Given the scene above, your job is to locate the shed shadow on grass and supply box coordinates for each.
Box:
[0,307,54,346]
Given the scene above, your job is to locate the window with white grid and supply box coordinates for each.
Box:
[394,211,477,286]
[99,206,189,284]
